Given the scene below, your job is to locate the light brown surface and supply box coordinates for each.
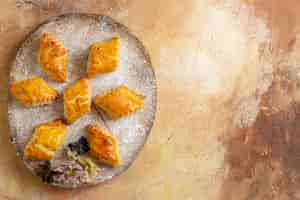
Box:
[1,0,300,199]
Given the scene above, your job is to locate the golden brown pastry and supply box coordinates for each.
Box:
[24,119,67,161]
[10,77,58,107]
[87,124,121,167]
[87,37,121,78]
[93,85,144,119]
[38,33,68,82]
[63,78,91,124]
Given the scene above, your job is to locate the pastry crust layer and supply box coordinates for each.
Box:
[38,33,68,82]
[93,85,144,119]
[63,78,91,124]
[24,119,67,161]
[87,124,121,167]
[10,77,58,107]
[87,37,121,78]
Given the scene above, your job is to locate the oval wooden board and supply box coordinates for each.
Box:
[8,13,156,188]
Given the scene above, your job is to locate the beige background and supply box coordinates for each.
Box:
[1,0,300,199]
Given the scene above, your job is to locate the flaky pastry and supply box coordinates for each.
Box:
[87,124,121,167]
[10,77,58,107]
[63,78,91,124]
[87,37,121,78]
[38,33,68,82]
[93,85,144,119]
[24,119,67,160]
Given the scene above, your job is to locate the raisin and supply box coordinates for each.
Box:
[36,161,54,183]
[42,170,56,184]
[68,137,90,155]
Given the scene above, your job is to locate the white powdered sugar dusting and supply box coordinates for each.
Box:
[197,1,273,128]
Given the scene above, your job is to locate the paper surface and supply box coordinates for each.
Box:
[1,0,300,199]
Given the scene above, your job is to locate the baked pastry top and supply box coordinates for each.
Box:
[10,77,58,107]
[87,37,121,78]
[38,33,68,82]
[63,78,91,124]
[87,124,121,167]
[24,119,67,160]
[93,85,144,119]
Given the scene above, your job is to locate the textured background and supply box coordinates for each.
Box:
[1,0,300,199]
